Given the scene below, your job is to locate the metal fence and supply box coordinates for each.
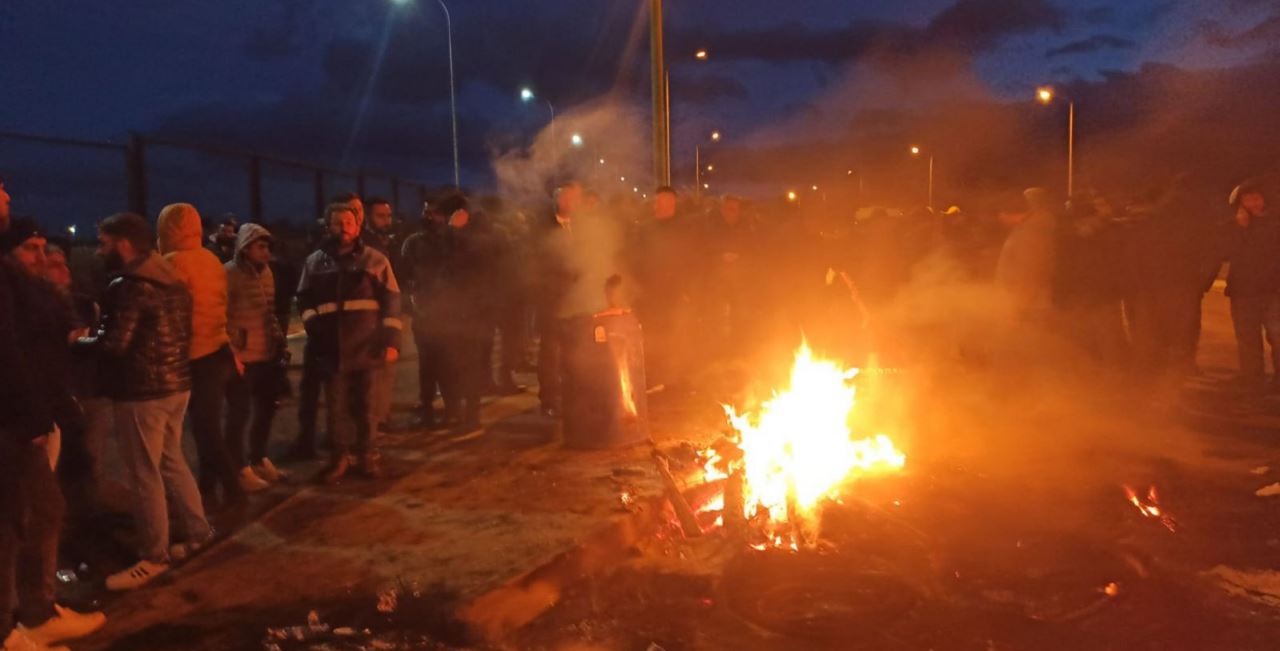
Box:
[0,130,437,233]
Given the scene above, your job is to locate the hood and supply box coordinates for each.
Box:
[121,251,182,287]
[235,223,272,259]
[157,203,205,254]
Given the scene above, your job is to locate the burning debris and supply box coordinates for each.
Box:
[1123,485,1178,532]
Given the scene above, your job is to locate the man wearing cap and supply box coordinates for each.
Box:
[0,211,107,647]
[1224,181,1280,389]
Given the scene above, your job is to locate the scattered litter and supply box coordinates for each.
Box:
[333,627,357,636]
[646,644,667,651]
[306,610,328,634]
[1205,565,1280,608]
[1251,466,1270,475]
[1255,482,1280,497]
[1103,582,1120,597]
[55,569,78,584]
[377,587,399,614]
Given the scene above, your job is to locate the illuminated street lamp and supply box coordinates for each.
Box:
[519,86,557,148]
[696,130,722,198]
[786,190,798,202]
[909,145,935,210]
[694,49,709,60]
[1036,85,1075,197]
[392,0,459,187]
[570,133,584,147]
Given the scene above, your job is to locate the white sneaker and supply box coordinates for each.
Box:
[253,458,289,483]
[3,627,68,651]
[105,559,169,591]
[237,466,270,493]
[22,604,106,645]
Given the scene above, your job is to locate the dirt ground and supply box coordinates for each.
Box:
[63,284,1280,651]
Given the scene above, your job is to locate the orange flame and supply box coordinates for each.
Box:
[723,341,905,546]
[1123,485,1177,532]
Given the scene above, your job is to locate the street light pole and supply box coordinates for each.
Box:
[1067,100,1075,198]
[928,155,934,211]
[650,0,670,186]
[437,0,459,188]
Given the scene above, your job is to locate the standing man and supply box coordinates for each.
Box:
[157,203,268,509]
[1224,181,1280,390]
[433,191,494,433]
[297,203,402,484]
[401,197,458,430]
[0,208,107,647]
[80,213,212,591]
[535,181,583,418]
[363,197,401,432]
[224,224,286,482]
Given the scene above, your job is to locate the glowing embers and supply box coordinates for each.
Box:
[1124,485,1177,533]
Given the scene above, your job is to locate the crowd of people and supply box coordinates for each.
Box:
[1,168,1278,650]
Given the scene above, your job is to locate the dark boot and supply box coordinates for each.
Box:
[320,453,354,485]
[355,452,384,480]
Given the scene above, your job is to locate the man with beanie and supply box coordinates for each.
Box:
[156,203,269,509]
[1224,181,1280,390]
[297,203,402,484]
[78,212,213,592]
[224,224,286,483]
[0,210,106,648]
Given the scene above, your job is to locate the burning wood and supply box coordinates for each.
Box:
[653,450,703,538]
[1123,485,1177,532]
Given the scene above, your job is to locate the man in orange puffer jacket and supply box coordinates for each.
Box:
[157,204,270,510]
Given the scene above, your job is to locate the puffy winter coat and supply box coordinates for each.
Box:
[157,203,230,359]
[83,252,193,401]
[226,223,283,363]
[297,238,402,374]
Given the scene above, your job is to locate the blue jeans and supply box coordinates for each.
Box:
[114,391,211,563]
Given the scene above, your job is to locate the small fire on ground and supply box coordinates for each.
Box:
[697,341,906,549]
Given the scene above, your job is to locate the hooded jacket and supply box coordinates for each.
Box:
[297,237,402,374]
[225,223,283,363]
[157,203,230,359]
[81,251,193,401]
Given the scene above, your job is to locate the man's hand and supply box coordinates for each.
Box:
[386,347,400,363]
[233,352,246,376]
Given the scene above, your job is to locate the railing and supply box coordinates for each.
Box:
[0,130,438,231]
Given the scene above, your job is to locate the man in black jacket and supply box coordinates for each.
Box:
[297,204,402,483]
[80,213,211,592]
[1225,181,1280,389]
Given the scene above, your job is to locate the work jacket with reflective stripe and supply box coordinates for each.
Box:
[297,238,402,374]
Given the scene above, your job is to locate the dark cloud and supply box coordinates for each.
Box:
[1082,6,1116,26]
[1199,12,1280,47]
[675,0,1065,64]
[669,73,751,104]
[1046,34,1136,58]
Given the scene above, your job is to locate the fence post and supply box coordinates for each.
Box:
[314,169,325,220]
[418,184,428,210]
[125,133,148,217]
[248,155,263,223]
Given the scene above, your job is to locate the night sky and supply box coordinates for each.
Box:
[1,0,1277,225]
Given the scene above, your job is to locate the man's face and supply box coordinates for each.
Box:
[370,203,394,232]
[654,192,677,220]
[345,198,365,227]
[9,235,47,276]
[45,247,72,289]
[330,209,360,245]
[244,238,272,266]
[97,232,128,270]
[1243,192,1266,217]
[0,181,10,232]
[557,186,582,217]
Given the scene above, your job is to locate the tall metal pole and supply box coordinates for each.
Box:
[695,145,701,197]
[437,0,460,188]
[927,155,934,211]
[650,0,670,186]
[1067,101,1075,199]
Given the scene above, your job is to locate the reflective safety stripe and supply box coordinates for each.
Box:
[382,318,403,330]
[300,309,318,323]
[311,299,382,316]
